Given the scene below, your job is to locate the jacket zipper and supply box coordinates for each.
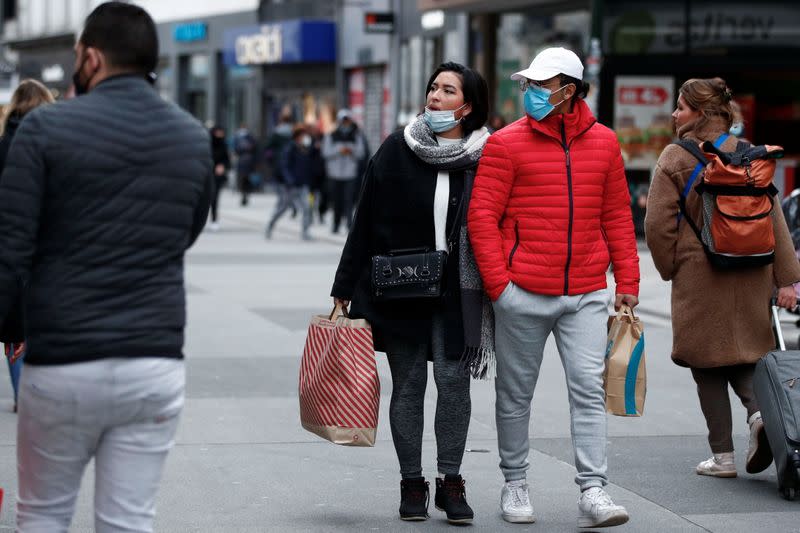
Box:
[508,220,520,267]
[561,120,573,295]
[559,119,597,295]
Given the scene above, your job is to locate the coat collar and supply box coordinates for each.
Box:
[526,98,597,144]
[677,116,729,143]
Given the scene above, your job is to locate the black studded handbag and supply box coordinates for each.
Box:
[370,195,463,302]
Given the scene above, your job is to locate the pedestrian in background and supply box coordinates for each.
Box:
[322,109,365,233]
[266,124,313,240]
[209,124,230,231]
[468,47,638,528]
[234,122,257,206]
[487,113,507,132]
[332,61,491,524]
[306,123,328,224]
[645,77,800,479]
[0,78,54,413]
[0,3,212,530]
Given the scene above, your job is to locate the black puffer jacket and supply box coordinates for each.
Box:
[0,114,24,343]
[0,75,213,365]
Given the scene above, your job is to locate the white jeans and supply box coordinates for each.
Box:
[16,358,185,533]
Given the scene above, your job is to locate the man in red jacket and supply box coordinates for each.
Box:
[468,47,639,528]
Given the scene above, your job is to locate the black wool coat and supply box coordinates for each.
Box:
[331,130,470,358]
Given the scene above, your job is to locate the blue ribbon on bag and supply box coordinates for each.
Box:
[624,333,645,415]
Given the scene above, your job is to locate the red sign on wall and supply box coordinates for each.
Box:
[617,86,670,106]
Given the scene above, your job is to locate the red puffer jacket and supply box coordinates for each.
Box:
[468,99,639,301]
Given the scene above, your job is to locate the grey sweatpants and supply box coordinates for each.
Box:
[493,282,609,490]
[384,314,472,479]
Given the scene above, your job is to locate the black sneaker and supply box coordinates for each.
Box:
[435,475,474,524]
[399,477,429,521]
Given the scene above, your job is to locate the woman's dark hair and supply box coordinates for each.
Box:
[425,62,489,136]
[79,2,158,75]
[558,74,590,100]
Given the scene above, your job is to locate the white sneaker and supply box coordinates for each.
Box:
[577,487,629,528]
[746,412,773,474]
[500,479,535,523]
[696,452,737,478]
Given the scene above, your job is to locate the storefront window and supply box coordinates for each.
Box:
[155,57,173,102]
[179,53,209,121]
[494,10,589,122]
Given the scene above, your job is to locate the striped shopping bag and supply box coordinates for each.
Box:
[299,305,379,446]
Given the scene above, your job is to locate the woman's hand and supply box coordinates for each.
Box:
[776,285,797,311]
[333,297,350,309]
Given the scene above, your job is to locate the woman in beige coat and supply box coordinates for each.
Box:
[646,77,800,479]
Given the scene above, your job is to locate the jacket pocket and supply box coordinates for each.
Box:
[508,220,520,267]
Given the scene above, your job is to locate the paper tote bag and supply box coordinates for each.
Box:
[603,305,646,417]
[299,305,379,446]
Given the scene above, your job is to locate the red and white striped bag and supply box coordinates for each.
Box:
[299,305,379,446]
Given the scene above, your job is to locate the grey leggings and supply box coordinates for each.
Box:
[384,315,471,479]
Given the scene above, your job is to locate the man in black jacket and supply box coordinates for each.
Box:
[0,3,212,531]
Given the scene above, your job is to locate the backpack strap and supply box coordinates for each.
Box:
[675,133,729,224]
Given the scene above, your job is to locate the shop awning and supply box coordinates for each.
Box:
[417,0,589,13]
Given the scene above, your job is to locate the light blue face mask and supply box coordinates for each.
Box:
[729,122,744,136]
[423,103,467,133]
[524,84,568,121]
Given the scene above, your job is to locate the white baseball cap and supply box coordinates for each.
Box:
[336,109,352,121]
[510,47,584,82]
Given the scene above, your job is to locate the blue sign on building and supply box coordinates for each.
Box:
[222,20,336,66]
[174,22,208,43]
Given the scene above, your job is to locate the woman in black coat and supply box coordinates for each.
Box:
[0,78,54,412]
[331,62,491,524]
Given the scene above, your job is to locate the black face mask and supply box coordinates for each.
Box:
[72,56,89,96]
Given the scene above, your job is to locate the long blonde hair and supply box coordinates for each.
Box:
[0,79,55,136]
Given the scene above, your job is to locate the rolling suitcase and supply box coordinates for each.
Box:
[753,300,800,500]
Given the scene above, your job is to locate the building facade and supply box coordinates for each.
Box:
[155,10,262,136]
[0,0,105,101]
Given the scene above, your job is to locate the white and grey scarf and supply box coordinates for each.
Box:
[403,116,496,379]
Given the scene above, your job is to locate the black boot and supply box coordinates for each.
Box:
[399,477,429,521]
[435,475,474,524]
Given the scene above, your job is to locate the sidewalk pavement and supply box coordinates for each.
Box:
[1,188,799,532]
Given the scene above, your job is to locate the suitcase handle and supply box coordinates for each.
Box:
[771,297,786,351]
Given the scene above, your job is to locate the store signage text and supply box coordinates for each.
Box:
[364,12,394,33]
[667,12,775,47]
[235,25,283,65]
[174,22,208,43]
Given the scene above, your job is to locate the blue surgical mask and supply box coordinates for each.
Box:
[524,84,568,121]
[423,103,467,133]
[729,122,744,137]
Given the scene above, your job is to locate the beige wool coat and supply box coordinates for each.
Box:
[645,117,800,368]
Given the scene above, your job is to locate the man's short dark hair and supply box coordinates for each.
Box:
[79,2,158,74]
[425,62,489,136]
